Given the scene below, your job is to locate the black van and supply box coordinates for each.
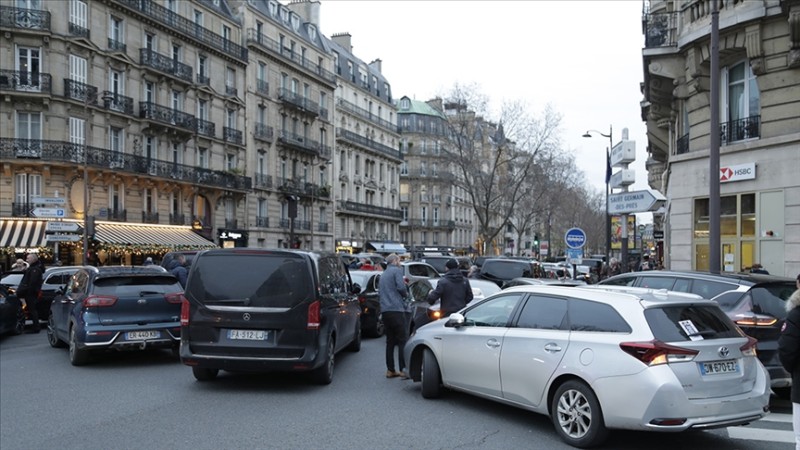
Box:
[179,248,362,384]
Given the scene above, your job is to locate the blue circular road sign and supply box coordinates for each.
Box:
[564,228,587,249]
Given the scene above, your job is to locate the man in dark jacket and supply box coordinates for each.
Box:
[427,258,473,317]
[778,273,800,449]
[16,253,45,333]
[167,254,188,288]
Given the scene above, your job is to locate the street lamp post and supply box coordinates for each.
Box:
[583,126,613,274]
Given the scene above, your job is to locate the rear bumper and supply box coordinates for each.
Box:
[79,324,181,351]
[180,345,325,373]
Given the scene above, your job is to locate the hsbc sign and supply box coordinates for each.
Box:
[720,163,756,183]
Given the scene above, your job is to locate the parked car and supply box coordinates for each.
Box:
[35,266,86,324]
[349,270,384,338]
[404,285,770,448]
[501,277,587,289]
[406,277,502,332]
[179,248,362,384]
[477,258,536,287]
[401,261,440,284]
[418,255,471,276]
[0,284,25,336]
[597,270,782,299]
[710,278,798,397]
[46,266,184,366]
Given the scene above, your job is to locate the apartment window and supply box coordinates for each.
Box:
[145,136,156,160]
[257,105,266,125]
[258,198,267,219]
[144,188,156,213]
[15,46,41,91]
[15,173,42,208]
[197,99,207,120]
[420,161,427,176]
[401,206,408,221]
[108,183,124,212]
[303,83,310,99]
[197,55,207,80]
[109,69,124,96]
[172,44,181,62]
[433,207,439,225]
[421,206,427,223]
[16,112,42,140]
[144,81,154,102]
[193,9,203,26]
[226,67,235,91]
[109,127,123,153]
[354,155,360,175]
[222,25,231,41]
[255,21,263,38]
[69,54,87,84]
[197,147,208,169]
[226,109,236,129]
[170,192,181,218]
[721,60,760,143]
[70,0,88,30]
[109,16,124,45]
[166,0,176,12]
[145,32,154,51]
[257,62,267,92]
[171,90,182,111]
[226,154,236,171]
[172,142,182,164]
[400,162,408,175]
[258,151,266,175]
[320,128,326,146]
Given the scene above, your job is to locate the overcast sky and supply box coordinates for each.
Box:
[319,0,651,218]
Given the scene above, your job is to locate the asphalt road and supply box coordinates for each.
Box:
[0,331,793,450]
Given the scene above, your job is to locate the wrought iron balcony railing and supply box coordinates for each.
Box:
[11,202,33,217]
[254,123,274,142]
[195,118,215,138]
[64,79,98,105]
[336,98,398,132]
[255,216,269,227]
[279,218,290,228]
[197,74,210,85]
[246,29,335,84]
[106,209,127,222]
[116,0,247,61]
[643,12,677,48]
[225,219,238,229]
[169,213,186,225]
[0,6,50,31]
[336,128,403,161]
[140,48,193,83]
[254,173,272,189]
[225,85,238,97]
[256,79,269,97]
[317,223,329,232]
[142,211,159,223]
[721,115,760,145]
[676,133,690,154]
[108,38,127,53]
[278,130,331,159]
[338,200,404,219]
[277,88,319,116]
[68,21,89,38]
[223,127,243,145]
[139,101,196,132]
[102,91,134,115]
[0,138,252,191]
[0,70,51,94]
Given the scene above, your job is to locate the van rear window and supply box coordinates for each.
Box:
[187,254,313,308]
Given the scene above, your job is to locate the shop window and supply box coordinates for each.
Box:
[741,193,755,236]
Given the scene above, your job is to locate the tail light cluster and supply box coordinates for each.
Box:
[620,340,699,366]
[358,295,366,304]
[733,315,777,327]
[307,300,320,330]
[164,293,183,304]
[180,297,190,326]
[84,295,118,307]
[740,335,758,357]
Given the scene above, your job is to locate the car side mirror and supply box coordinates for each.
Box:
[350,283,361,294]
[445,313,465,328]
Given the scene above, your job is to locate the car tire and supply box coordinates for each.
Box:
[311,338,334,385]
[373,316,385,338]
[551,380,609,448]
[348,319,362,352]
[13,307,25,335]
[68,325,90,366]
[47,314,66,348]
[192,367,218,381]
[421,348,442,399]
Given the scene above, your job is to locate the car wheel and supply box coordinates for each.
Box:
[551,380,609,448]
[192,367,219,381]
[774,387,791,399]
[311,338,335,385]
[13,307,25,335]
[373,316,385,338]
[421,348,442,399]
[68,325,90,366]
[348,319,362,352]
[47,314,66,348]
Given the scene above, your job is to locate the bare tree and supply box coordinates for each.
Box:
[441,83,562,255]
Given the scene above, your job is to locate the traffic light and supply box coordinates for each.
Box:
[534,233,540,246]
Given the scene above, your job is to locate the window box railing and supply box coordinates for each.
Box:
[721,115,760,145]
[197,74,210,85]
[139,101,196,132]
[255,216,269,227]
[108,38,127,53]
[141,211,159,223]
[246,29,335,84]
[643,12,677,48]
[139,48,193,83]
[279,218,291,228]
[0,69,51,94]
[11,202,33,217]
[225,219,238,229]
[101,91,134,115]
[68,21,89,38]
[254,173,272,189]
[256,79,269,97]
[254,123,273,142]
[317,223,329,232]
[676,133,690,154]
[0,6,50,31]
[64,79,98,105]
[278,130,330,159]
[336,98,397,132]
[338,200,404,219]
[195,118,215,138]
[225,85,238,97]
[223,127,243,145]
[169,213,186,225]
[106,208,127,222]
[335,128,403,161]
[277,88,319,116]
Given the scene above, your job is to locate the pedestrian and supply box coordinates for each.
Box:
[378,253,410,379]
[143,257,154,266]
[11,258,28,271]
[638,254,653,271]
[751,263,770,274]
[608,257,622,277]
[16,253,45,333]
[467,265,480,279]
[426,258,473,317]
[168,254,188,288]
[778,273,800,450]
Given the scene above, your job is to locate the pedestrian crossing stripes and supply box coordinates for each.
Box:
[726,412,794,444]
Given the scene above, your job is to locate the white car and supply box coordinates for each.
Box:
[404,285,770,448]
[407,277,501,332]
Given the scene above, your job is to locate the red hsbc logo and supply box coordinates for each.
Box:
[720,163,756,183]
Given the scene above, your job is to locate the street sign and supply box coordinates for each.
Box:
[564,228,587,249]
[608,190,666,214]
[31,207,66,218]
[540,241,549,256]
[720,162,756,183]
[609,140,636,167]
[46,234,82,242]
[32,196,66,205]
[46,222,83,233]
[566,248,583,265]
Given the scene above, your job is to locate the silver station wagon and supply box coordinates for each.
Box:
[404,285,770,448]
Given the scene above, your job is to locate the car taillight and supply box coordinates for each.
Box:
[740,335,758,357]
[165,292,184,304]
[734,315,778,327]
[358,295,366,304]
[619,340,698,366]
[84,295,117,307]
[180,298,190,326]
[307,300,320,330]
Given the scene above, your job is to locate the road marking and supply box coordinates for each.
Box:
[759,414,793,424]
[727,426,795,443]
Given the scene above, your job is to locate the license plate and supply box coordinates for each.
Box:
[127,330,160,340]
[228,329,269,341]
[700,359,739,375]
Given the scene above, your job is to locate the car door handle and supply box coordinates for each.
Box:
[486,338,500,349]
[544,343,562,353]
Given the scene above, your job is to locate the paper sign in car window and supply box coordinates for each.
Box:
[679,319,704,341]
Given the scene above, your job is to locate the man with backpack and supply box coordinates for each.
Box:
[427,258,473,317]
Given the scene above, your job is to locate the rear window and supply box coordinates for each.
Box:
[645,305,741,341]
[188,253,313,308]
[748,283,796,319]
[93,276,181,295]
[690,279,737,299]
[422,258,450,273]
[481,260,532,280]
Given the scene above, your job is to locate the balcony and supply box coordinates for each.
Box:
[101,91,134,115]
[295,220,311,231]
[108,38,127,53]
[197,74,210,86]
[139,101,196,132]
[279,218,291,228]
[278,88,319,117]
[225,85,238,97]
[256,79,269,97]
[139,48,192,83]
[64,79,98,105]
[0,138,252,191]
[195,118,215,138]
[278,131,331,159]
[336,129,402,161]
[68,21,89,39]
[223,127,243,145]
[116,0,247,62]
[643,12,677,48]
[254,173,272,189]
[246,29,335,85]
[0,6,50,31]
[11,202,33,217]
[721,115,760,145]
[106,209,127,222]
[0,70,51,94]
[254,123,274,142]
[225,219,238,229]
[277,177,324,198]
[141,211,159,224]
[336,98,398,133]
[255,216,269,227]
[317,223,329,232]
[169,213,186,225]
[338,200,404,220]
[676,133,689,155]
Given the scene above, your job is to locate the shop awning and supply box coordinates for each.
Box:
[365,241,407,254]
[95,222,216,249]
[0,219,48,250]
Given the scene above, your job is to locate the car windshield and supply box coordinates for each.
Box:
[644,304,742,341]
[421,257,450,273]
[1,273,24,286]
